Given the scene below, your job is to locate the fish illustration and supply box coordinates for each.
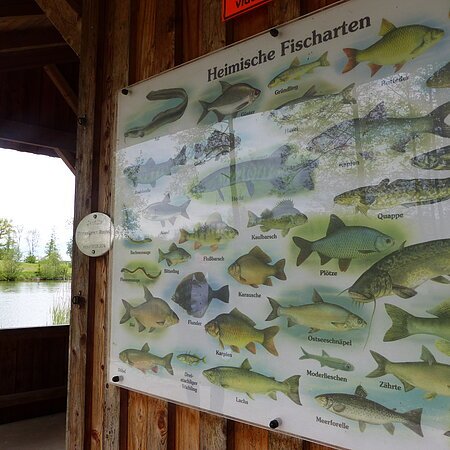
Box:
[436,339,450,357]
[172,272,229,318]
[142,193,190,226]
[299,347,354,371]
[426,62,450,88]
[228,246,286,288]
[119,343,173,375]
[275,83,356,113]
[343,18,444,76]
[315,385,423,436]
[179,212,239,251]
[247,200,308,237]
[266,290,366,333]
[176,353,206,366]
[191,145,315,200]
[383,301,450,342]
[334,178,450,215]
[158,243,191,266]
[348,239,450,303]
[307,101,450,154]
[124,146,186,187]
[367,346,450,399]
[125,88,188,138]
[203,358,301,404]
[193,130,241,165]
[268,52,330,88]
[411,145,450,170]
[292,214,395,271]
[198,81,261,124]
[205,308,279,355]
[120,286,179,332]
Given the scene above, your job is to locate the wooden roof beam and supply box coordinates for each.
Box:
[0,1,43,17]
[44,64,78,114]
[0,44,77,71]
[35,0,81,57]
[0,28,64,52]
[0,118,76,154]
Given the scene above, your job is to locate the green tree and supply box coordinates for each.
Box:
[0,236,22,281]
[0,218,15,259]
[39,232,64,280]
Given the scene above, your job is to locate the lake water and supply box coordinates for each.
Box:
[0,281,71,329]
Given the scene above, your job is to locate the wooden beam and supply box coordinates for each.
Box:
[0,386,66,408]
[35,0,82,57]
[0,1,42,17]
[0,45,77,71]
[44,64,78,114]
[0,139,57,158]
[54,147,76,174]
[0,119,76,153]
[0,28,64,52]
[66,0,100,446]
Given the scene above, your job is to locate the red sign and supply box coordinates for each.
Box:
[222,0,273,21]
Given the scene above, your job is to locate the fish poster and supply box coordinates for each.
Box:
[110,0,450,448]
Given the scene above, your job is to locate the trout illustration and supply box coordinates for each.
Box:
[316,385,423,436]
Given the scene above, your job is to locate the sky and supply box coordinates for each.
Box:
[0,148,75,259]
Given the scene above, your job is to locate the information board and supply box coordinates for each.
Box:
[110,0,450,448]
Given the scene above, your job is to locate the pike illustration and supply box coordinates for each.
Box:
[191,145,316,200]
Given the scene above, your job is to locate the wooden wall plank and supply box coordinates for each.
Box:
[146,397,169,450]
[199,413,227,450]
[175,405,200,450]
[80,0,131,449]
[126,392,149,450]
[268,0,301,26]
[269,431,304,450]
[125,2,176,447]
[233,422,269,450]
[130,0,176,83]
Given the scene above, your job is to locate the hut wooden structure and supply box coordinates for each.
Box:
[0,1,342,448]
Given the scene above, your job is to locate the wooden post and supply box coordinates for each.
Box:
[66,0,100,447]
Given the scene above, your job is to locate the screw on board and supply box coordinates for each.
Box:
[269,28,279,37]
[77,115,87,126]
[269,418,281,429]
[72,291,85,308]
[112,376,123,382]
[121,88,129,95]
